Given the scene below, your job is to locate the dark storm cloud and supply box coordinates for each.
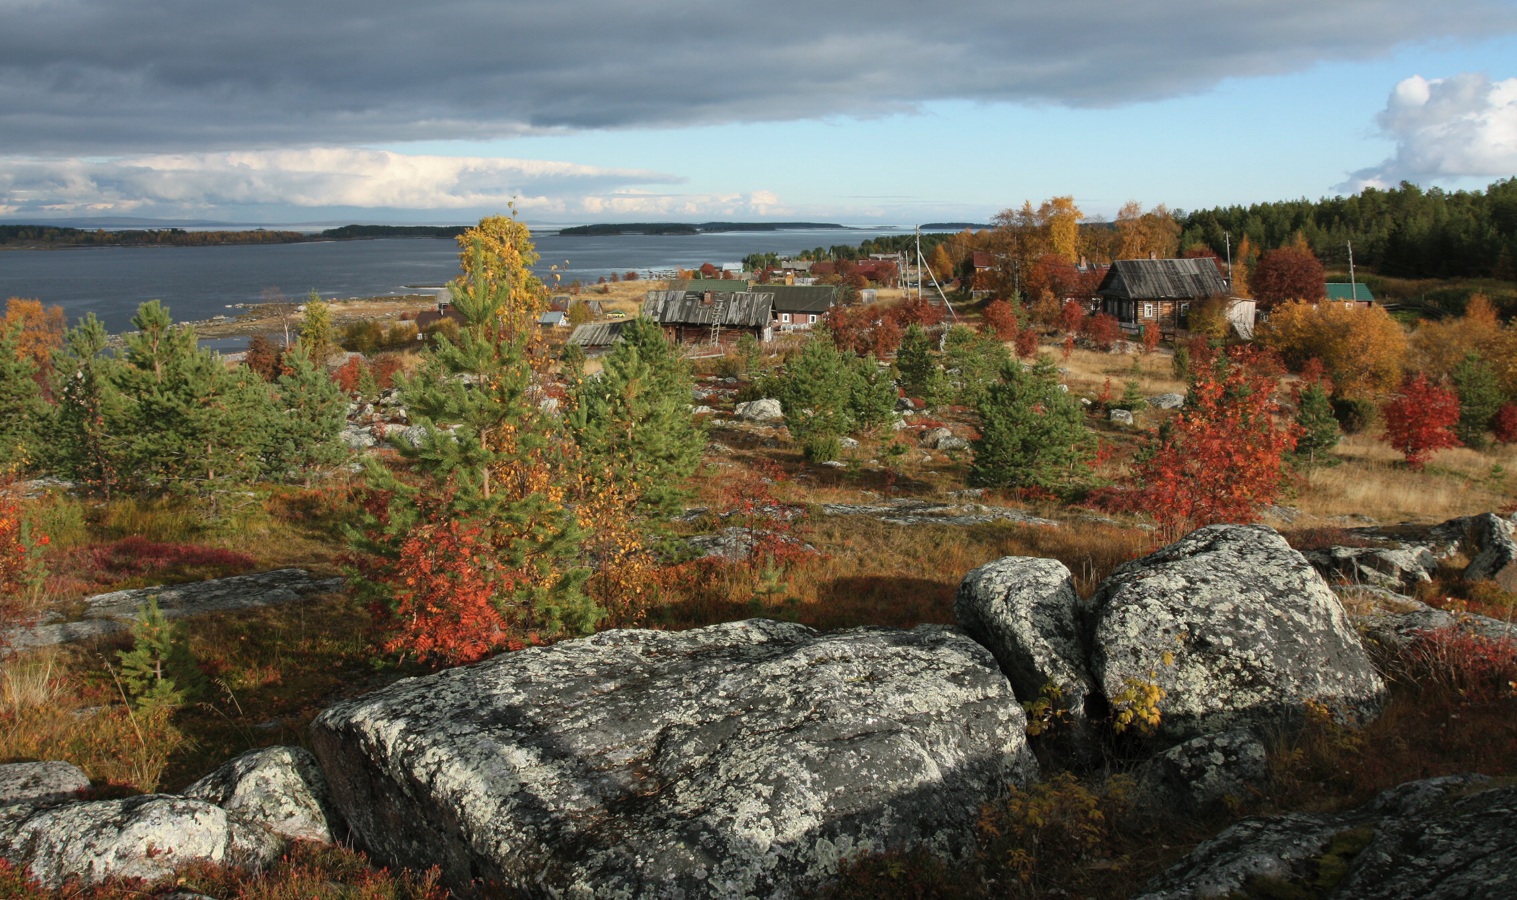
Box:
[2,0,1515,153]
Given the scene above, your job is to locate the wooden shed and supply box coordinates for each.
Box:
[1097,258,1230,336]
[643,290,774,346]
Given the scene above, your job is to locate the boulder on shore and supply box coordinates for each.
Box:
[311,619,1037,898]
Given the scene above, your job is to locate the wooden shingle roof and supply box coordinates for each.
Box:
[642,290,774,328]
[567,320,630,347]
[1096,258,1228,301]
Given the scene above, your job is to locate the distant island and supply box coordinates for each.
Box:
[558,222,848,236]
[0,221,860,249]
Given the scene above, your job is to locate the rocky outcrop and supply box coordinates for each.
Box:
[1135,775,1517,899]
[684,526,817,562]
[820,499,1059,528]
[1088,525,1384,743]
[1,795,281,888]
[1462,512,1517,591]
[311,619,1036,898]
[4,569,345,653]
[184,746,342,844]
[1148,393,1185,410]
[1303,543,1440,594]
[954,557,1096,749]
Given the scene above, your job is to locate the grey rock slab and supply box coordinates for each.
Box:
[183,746,342,844]
[1108,408,1135,426]
[2,619,128,656]
[82,569,346,623]
[311,619,1038,899]
[1148,393,1185,410]
[0,762,89,810]
[818,499,1059,529]
[685,526,817,562]
[1135,775,1514,900]
[955,557,1095,743]
[1088,525,1385,743]
[1,795,281,888]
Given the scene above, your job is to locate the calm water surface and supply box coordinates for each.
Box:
[0,228,911,333]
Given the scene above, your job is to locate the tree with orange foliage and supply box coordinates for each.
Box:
[1057,300,1086,335]
[1382,373,1461,470]
[1257,300,1407,400]
[1115,202,1181,260]
[1141,322,1161,354]
[1125,349,1298,542]
[2,298,66,374]
[1408,293,1504,380]
[1251,234,1324,307]
[1081,313,1122,351]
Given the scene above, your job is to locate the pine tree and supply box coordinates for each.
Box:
[773,335,862,461]
[1452,352,1503,449]
[113,301,279,493]
[0,321,48,471]
[1292,379,1341,466]
[850,354,899,432]
[117,598,203,713]
[896,323,936,400]
[352,220,600,663]
[50,315,125,497]
[970,355,1091,491]
[298,292,336,366]
[943,325,1012,408]
[271,342,348,478]
[567,316,704,518]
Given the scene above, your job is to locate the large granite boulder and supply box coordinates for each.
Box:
[1135,775,1517,899]
[183,746,342,844]
[1132,729,1270,816]
[1462,512,1517,591]
[955,557,1096,749]
[311,619,1037,898]
[1303,543,1440,594]
[0,795,280,888]
[1088,525,1384,743]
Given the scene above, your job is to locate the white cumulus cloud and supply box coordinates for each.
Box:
[1342,72,1517,190]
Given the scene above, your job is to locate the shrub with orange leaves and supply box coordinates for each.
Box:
[1120,348,1298,542]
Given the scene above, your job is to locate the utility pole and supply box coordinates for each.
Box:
[1224,232,1232,290]
[1347,240,1357,301]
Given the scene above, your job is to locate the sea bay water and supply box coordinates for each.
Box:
[0,227,912,333]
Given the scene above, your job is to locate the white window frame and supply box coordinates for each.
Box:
[780,312,791,323]
[1142,302,1154,319]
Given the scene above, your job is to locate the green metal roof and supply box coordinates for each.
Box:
[1324,283,1374,302]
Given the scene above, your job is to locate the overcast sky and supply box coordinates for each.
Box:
[2,0,1516,226]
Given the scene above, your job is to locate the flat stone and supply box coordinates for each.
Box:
[311,620,1037,898]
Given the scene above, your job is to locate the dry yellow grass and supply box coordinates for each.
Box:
[1293,433,1517,524]
[1045,342,1187,398]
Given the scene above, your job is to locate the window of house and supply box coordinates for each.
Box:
[808,315,817,324]
[781,313,791,323]
[1143,302,1154,319]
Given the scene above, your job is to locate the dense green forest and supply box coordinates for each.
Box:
[1178,178,1517,280]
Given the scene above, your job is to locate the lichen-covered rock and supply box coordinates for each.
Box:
[1462,512,1517,591]
[1134,775,1514,899]
[183,746,341,844]
[734,398,783,422]
[1303,543,1440,593]
[311,619,1037,898]
[1133,729,1269,815]
[1149,393,1185,410]
[1108,408,1135,426]
[1,795,281,888]
[0,762,90,809]
[1088,525,1385,743]
[955,558,1095,746]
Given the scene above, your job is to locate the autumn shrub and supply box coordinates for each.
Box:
[1492,403,1517,444]
[49,536,257,595]
[1398,627,1517,702]
[981,299,1019,340]
[1381,373,1461,470]
[1257,300,1407,399]
[1080,313,1121,351]
[331,355,372,397]
[0,490,46,644]
[980,771,1135,896]
[1111,348,1298,542]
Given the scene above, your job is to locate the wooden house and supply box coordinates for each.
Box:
[1096,258,1230,336]
[765,284,837,331]
[643,289,774,346]
[566,320,630,355]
